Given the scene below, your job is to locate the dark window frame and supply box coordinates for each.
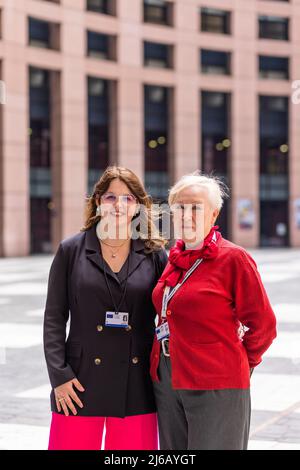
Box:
[259,55,289,79]
[87,76,110,183]
[144,84,170,201]
[143,0,173,27]
[28,16,60,50]
[201,49,231,75]
[201,8,231,35]
[259,15,289,41]
[86,0,116,15]
[87,30,116,60]
[144,41,173,69]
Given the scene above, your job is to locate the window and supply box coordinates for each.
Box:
[201,91,231,238]
[259,55,289,79]
[201,49,231,75]
[201,91,230,175]
[144,0,173,26]
[144,85,170,200]
[201,8,231,34]
[87,31,116,60]
[86,0,115,15]
[29,67,52,254]
[259,95,289,247]
[29,68,51,168]
[28,17,60,50]
[259,16,289,40]
[259,96,289,176]
[87,77,110,192]
[29,18,50,48]
[144,41,173,68]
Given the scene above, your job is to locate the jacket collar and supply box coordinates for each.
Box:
[84,223,147,283]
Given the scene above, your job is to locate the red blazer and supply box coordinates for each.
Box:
[150,236,277,390]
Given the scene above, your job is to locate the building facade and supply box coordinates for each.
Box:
[0,0,300,255]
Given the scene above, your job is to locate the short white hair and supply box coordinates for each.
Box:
[168,171,229,211]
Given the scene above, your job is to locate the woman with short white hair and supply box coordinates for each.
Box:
[150,171,277,450]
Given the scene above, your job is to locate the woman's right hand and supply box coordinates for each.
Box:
[54,378,85,416]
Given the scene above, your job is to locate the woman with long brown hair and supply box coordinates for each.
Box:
[43,166,168,450]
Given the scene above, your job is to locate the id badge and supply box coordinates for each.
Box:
[105,311,129,328]
[155,322,170,341]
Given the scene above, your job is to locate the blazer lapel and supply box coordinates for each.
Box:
[118,238,147,283]
[85,224,118,283]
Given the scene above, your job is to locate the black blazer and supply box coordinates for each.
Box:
[43,223,168,417]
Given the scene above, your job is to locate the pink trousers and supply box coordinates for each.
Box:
[48,411,158,450]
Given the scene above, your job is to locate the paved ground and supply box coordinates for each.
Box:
[0,248,299,450]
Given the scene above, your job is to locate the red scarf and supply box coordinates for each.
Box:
[161,225,222,287]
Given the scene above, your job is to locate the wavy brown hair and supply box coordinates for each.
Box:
[80,166,166,253]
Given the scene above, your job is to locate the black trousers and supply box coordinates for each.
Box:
[152,352,251,450]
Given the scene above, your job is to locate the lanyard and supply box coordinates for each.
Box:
[102,252,131,315]
[161,258,203,319]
